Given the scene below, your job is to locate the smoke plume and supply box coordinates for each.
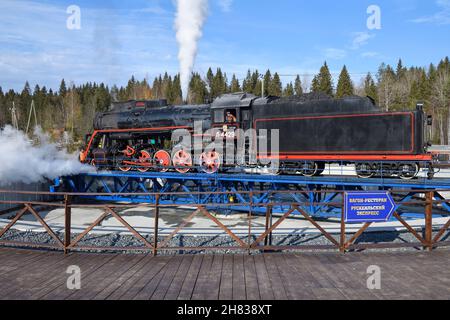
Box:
[0,126,93,186]
[175,0,208,100]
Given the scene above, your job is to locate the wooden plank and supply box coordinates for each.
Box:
[150,255,185,300]
[108,255,170,300]
[319,253,379,300]
[26,252,112,300]
[202,254,223,300]
[291,254,346,299]
[0,252,64,298]
[177,255,203,300]
[132,256,174,300]
[60,254,129,300]
[191,254,214,300]
[311,288,348,300]
[364,253,425,299]
[0,249,47,274]
[243,255,260,300]
[274,254,315,300]
[94,255,152,300]
[280,254,311,297]
[253,254,274,300]
[67,254,146,300]
[379,252,445,299]
[163,255,195,300]
[4,253,86,300]
[359,252,430,299]
[232,254,246,300]
[219,254,233,300]
[119,256,172,300]
[262,254,288,300]
[40,254,119,300]
[0,249,50,270]
[284,254,321,290]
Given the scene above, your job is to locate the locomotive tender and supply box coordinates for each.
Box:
[80,93,434,179]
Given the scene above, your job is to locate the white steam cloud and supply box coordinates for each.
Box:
[0,126,93,186]
[175,0,208,100]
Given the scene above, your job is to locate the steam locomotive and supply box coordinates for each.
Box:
[79,93,435,180]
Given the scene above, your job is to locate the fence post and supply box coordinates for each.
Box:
[64,194,72,255]
[425,191,433,252]
[264,203,273,250]
[153,194,160,257]
[340,195,346,253]
[248,191,253,254]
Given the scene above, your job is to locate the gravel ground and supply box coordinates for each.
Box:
[1,227,449,255]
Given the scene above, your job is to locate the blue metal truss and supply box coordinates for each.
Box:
[51,171,450,219]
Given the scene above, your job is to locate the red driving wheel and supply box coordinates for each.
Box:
[199,151,221,174]
[137,150,152,173]
[172,150,192,174]
[154,150,171,172]
[119,164,132,172]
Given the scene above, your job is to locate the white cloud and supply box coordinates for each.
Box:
[351,32,375,49]
[323,48,347,60]
[361,52,381,58]
[218,0,233,12]
[412,0,450,25]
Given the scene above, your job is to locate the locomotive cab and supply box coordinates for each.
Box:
[211,92,257,136]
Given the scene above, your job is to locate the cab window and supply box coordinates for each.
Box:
[225,109,237,123]
[214,110,224,123]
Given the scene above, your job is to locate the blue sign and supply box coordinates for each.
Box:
[344,192,396,223]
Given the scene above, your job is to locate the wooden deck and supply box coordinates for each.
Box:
[0,247,449,300]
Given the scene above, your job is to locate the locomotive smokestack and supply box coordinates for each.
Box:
[175,0,208,101]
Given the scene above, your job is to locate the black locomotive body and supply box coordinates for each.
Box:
[80,93,434,179]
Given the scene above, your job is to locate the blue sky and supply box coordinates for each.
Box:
[0,0,449,92]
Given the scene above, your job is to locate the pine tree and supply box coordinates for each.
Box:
[211,68,227,98]
[270,73,282,96]
[311,75,320,93]
[396,59,407,80]
[336,65,354,98]
[206,68,214,93]
[18,81,33,129]
[294,75,303,96]
[127,75,138,100]
[188,73,208,104]
[59,79,67,97]
[165,76,173,103]
[312,62,334,96]
[242,70,253,93]
[363,72,378,101]
[263,70,272,96]
[161,73,171,100]
[251,70,261,95]
[172,74,183,104]
[223,72,229,93]
[230,74,241,93]
[283,83,294,97]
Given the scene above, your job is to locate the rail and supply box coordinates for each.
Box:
[0,189,449,255]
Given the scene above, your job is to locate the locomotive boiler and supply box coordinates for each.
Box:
[80,93,435,179]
